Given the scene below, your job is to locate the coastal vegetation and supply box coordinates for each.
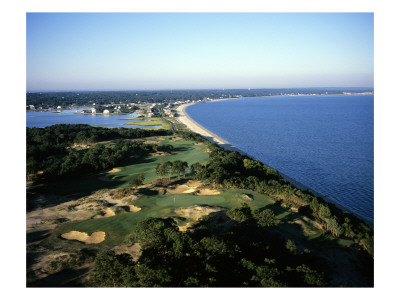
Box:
[26,124,172,181]
[26,125,373,287]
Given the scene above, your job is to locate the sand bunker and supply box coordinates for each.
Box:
[61,231,105,244]
[171,137,183,141]
[241,194,253,201]
[194,142,204,145]
[166,180,202,194]
[150,151,169,156]
[165,181,220,195]
[107,168,121,173]
[93,207,117,219]
[144,140,160,144]
[175,205,224,231]
[128,205,141,212]
[103,207,116,217]
[166,186,197,194]
[156,137,165,140]
[195,189,221,196]
[112,243,142,261]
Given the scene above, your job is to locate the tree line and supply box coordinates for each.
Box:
[86,208,329,287]
[26,124,172,181]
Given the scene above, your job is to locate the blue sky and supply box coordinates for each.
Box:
[26,13,374,91]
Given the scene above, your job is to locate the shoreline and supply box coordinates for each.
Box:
[176,100,373,227]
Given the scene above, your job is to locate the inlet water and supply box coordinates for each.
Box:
[26,107,161,129]
[186,95,374,223]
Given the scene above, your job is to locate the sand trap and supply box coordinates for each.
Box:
[195,189,221,195]
[165,181,218,195]
[112,243,142,261]
[93,207,116,218]
[166,185,197,194]
[61,231,105,244]
[176,205,224,231]
[156,137,165,140]
[150,151,169,156]
[171,137,183,141]
[128,205,141,212]
[144,140,160,144]
[241,194,253,201]
[103,207,116,217]
[194,142,204,145]
[107,168,121,173]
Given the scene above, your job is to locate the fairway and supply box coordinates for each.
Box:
[110,138,210,187]
[53,189,277,247]
[32,136,209,196]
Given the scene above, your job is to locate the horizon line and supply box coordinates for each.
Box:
[26,87,375,93]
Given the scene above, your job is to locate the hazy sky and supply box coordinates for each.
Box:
[26,13,374,91]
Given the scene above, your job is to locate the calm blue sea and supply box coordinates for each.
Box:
[186,95,374,223]
[26,107,161,129]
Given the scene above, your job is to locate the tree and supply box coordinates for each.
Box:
[318,204,331,219]
[254,209,279,227]
[156,163,166,177]
[191,162,202,175]
[286,240,297,255]
[172,160,188,178]
[87,250,136,287]
[310,197,320,213]
[227,203,253,223]
[326,218,344,237]
[133,218,179,250]
[129,174,144,187]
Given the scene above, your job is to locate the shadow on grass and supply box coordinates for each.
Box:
[27,266,91,287]
[27,175,126,211]
[172,146,192,152]
[27,230,51,243]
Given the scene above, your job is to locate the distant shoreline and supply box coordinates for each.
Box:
[176,96,373,226]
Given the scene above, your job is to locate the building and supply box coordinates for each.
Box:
[103,109,110,114]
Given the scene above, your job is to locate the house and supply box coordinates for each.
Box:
[103,109,110,114]
[91,108,96,114]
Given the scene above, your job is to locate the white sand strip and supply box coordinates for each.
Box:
[176,103,247,154]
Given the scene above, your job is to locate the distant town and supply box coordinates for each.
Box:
[26,88,374,114]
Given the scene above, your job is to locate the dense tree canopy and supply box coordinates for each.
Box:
[86,211,329,287]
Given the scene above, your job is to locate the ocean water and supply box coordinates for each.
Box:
[186,95,374,223]
[26,107,161,129]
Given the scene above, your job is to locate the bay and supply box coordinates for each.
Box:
[26,107,161,129]
[186,95,374,223]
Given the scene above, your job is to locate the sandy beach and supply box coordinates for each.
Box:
[176,102,247,154]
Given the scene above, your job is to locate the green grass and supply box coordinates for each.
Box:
[121,117,172,130]
[52,189,276,247]
[107,138,209,187]
[33,137,209,197]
